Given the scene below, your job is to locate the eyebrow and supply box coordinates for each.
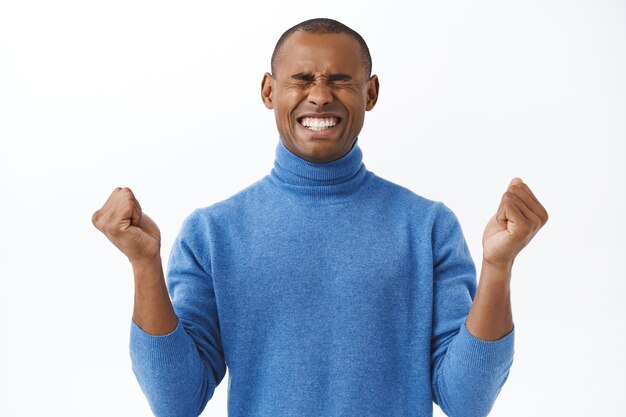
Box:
[291,72,353,82]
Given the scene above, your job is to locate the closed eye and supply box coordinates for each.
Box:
[290,73,354,84]
[328,74,352,82]
[291,73,316,82]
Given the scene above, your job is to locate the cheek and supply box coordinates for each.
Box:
[345,98,367,120]
[338,90,368,110]
[276,93,303,120]
[277,89,305,106]
[344,100,367,134]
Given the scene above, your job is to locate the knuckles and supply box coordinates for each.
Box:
[501,189,549,227]
[92,211,114,234]
[501,191,516,203]
[91,210,102,229]
[92,186,138,234]
[539,208,549,224]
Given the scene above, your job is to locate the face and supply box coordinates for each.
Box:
[261,31,379,163]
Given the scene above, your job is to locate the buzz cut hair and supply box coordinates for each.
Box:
[270,18,373,78]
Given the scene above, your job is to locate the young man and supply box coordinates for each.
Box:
[92,18,548,417]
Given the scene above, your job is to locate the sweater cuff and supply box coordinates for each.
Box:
[449,320,515,372]
[130,318,191,366]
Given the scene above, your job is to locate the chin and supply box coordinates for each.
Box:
[305,142,350,163]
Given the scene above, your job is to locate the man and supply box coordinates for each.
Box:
[92,18,548,417]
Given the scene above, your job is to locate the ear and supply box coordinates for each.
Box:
[261,72,274,109]
[365,74,379,111]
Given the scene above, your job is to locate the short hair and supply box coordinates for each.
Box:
[271,18,372,78]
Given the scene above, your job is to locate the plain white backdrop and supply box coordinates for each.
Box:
[1,1,624,416]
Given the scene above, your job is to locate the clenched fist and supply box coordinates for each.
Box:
[92,187,161,265]
[482,177,549,269]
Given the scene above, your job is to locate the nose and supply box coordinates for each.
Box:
[308,81,333,107]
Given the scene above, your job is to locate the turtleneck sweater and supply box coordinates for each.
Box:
[130,137,515,417]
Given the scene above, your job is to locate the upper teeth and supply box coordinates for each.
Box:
[300,117,338,130]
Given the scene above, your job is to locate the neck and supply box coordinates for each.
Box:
[267,137,369,203]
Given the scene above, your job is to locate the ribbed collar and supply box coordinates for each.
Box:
[267,137,369,202]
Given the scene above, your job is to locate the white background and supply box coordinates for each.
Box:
[1,1,624,416]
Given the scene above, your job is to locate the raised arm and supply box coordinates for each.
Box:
[92,188,225,416]
[466,177,548,340]
[430,178,548,417]
[91,186,177,335]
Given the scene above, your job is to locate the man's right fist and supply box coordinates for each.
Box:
[92,187,161,265]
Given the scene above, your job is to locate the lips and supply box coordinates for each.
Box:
[297,114,342,132]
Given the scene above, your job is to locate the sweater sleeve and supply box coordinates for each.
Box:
[430,203,514,417]
[129,209,227,417]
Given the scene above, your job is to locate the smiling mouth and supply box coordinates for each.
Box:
[298,116,341,131]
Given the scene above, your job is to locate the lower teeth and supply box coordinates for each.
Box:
[305,126,334,131]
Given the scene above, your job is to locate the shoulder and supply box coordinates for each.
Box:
[178,177,269,232]
[200,177,268,216]
[367,171,445,215]
[365,171,465,236]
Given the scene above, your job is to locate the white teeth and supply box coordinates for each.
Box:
[299,117,339,130]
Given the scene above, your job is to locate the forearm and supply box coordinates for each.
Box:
[433,260,515,417]
[432,259,515,417]
[130,313,213,417]
[131,256,178,335]
[129,249,223,416]
[465,259,514,341]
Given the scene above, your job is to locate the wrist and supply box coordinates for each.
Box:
[130,256,164,283]
[130,254,162,270]
[480,257,513,285]
[481,256,514,272]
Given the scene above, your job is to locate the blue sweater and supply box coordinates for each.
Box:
[130,137,515,417]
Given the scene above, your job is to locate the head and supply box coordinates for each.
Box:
[261,18,379,163]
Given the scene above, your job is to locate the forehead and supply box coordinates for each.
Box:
[276,31,366,77]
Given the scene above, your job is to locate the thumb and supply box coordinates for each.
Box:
[136,212,160,237]
[509,177,523,187]
[130,203,142,228]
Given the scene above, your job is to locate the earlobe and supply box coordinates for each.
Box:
[365,74,379,111]
[261,72,274,109]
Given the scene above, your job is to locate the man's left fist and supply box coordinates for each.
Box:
[482,177,549,269]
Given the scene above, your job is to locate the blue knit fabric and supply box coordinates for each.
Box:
[130,137,514,417]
